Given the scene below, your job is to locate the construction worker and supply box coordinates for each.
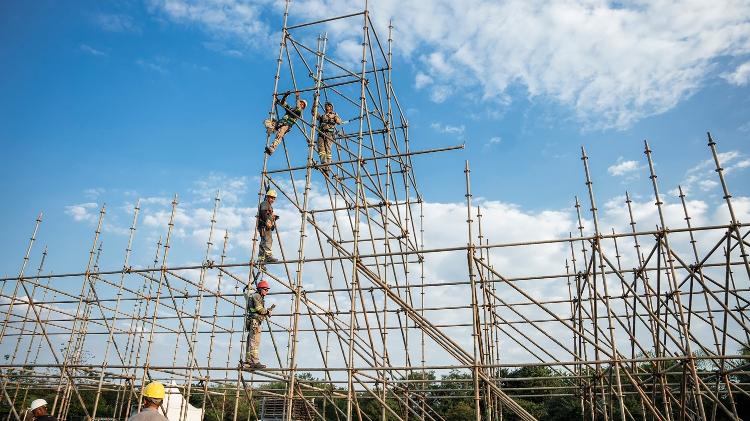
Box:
[257,189,279,263]
[28,399,57,421]
[126,381,167,421]
[316,101,344,171]
[243,279,276,369]
[264,91,307,155]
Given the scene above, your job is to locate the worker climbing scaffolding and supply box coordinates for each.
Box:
[264,90,307,156]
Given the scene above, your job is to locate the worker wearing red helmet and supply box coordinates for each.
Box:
[243,279,276,369]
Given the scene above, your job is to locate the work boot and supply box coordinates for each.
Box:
[264,255,278,263]
[264,146,274,155]
[252,363,267,370]
[263,119,276,135]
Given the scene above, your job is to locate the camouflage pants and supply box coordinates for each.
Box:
[258,227,272,258]
[268,124,291,153]
[317,131,334,164]
[245,318,262,363]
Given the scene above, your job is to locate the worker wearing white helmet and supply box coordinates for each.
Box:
[126,381,167,421]
[28,399,57,421]
[264,90,307,155]
[257,189,279,263]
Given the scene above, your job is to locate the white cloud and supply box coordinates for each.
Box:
[724,158,750,175]
[84,187,106,199]
[414,71,433,89]
[65,203,99,222]
[430,122,465,135]
[80,44,107,57]
[136,58,169,74]
[191,174,249,204]
[94,13,140,33]
[429,85,452,103]
[147,0,273,50]
[202,41,244,58]
[147,0,750,130]
[487,136,502,145]
[697,179,719,191]
[58,170,750,370]
[607,158,641,177]
[722,61,750,86]
[673,150,748,196]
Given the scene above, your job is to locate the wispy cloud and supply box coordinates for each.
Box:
[430,122,465,135]
[722,61,750,86]
[147,0,273,50]
[668,150,749,196]
[202,42,244,58]
[607,158,641,177]
[484,136,502,147]
[414,72,433,89]
[94,13,140,33]
[80,44,107,57]
[191,173,249,205]
[84,188,106,199]
[65,203,99,222]
[148,0,750,130]
[136,57,169,74]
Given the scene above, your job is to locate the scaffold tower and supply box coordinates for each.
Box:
[1,3,749,421]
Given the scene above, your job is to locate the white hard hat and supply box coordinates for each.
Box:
[266,189,278,198]
[29,399,47,411]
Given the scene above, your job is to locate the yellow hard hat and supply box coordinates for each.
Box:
[266,189,278,198]
[143,381,165,399]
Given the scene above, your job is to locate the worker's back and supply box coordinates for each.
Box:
[126,407,168,421]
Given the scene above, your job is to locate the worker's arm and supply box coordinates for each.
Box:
[258,203,274,229]
[276,91,292,111]
[253,298,276,315]
[253,295,268,315]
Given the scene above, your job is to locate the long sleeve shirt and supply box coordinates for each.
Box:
[278,93,303,126]
[246,291,270,321]
[317,111,343,133]
[257,200,274,230]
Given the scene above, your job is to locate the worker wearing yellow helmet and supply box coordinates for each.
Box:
[127,381,167,421]
[257,189,279,263]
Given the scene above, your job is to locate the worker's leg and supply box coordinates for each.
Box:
[245,318,260,364]
[258,227,273,258]
[267,125,290,154]
[323,133,333,164]
[318,132,332,165]
[316,133,326,162]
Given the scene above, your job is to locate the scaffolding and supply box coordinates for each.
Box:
[1,3,749,421]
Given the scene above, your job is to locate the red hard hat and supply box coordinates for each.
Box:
[257,280,270,289]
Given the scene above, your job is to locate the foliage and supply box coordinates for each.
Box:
[4,348,750,421]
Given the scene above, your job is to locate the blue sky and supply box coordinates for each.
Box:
[1,0,750,275]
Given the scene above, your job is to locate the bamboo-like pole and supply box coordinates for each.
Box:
[3,6,750,421]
